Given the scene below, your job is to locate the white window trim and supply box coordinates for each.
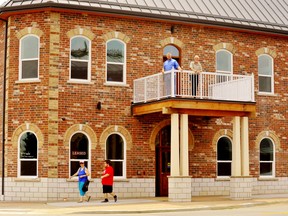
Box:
[105,132,127,179]
[216,50,233,74]
[17,131,38,178]
[105,39,126,85]
[258,54,274,94]
[259,138,275,178]
[19,35,40,81]
[216,136,232,177]
[69,131,91,177]
[69,36,91,83]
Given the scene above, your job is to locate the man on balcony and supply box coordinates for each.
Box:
[162,52,182,97]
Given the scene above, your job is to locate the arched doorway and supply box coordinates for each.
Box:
[155,125,171,197]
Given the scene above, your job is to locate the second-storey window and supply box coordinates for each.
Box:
[18,132,38,177]
[216,50,232,82]
[20,35,39,80]
[258,54,273,94]
[106,39,126,83]
[70,36,90,82]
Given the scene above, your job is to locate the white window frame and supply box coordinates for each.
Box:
[69,36,91,83]
[17,131,38,178]
[105,132,126,179]
[216,136,232,178]
[19,35,40,81]
[216,50,233,74]
[69,131,91,177]
[259,138,275,178]
[258,54,274,94]
[106,39,126,85]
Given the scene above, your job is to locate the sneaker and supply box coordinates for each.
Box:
[114,195,117,202]
[77,200,83,203]
[101,198,108,203]
[87,196,91,202]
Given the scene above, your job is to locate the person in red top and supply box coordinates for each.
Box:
[101,159,118,202]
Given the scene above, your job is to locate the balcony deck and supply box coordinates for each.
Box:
[132,70,256,117]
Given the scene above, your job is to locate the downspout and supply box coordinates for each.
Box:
[0,17,8,200]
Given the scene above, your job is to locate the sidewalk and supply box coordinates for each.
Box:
[1,194,288,214]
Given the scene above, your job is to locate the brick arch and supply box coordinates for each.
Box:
[255,47,277,58]
[160,37,184,49]
[255,130,280,151]
[66,28,95,40]
[99,125,132,150]
[12,123,44,148]
[63,124,97,149]
[102,31,131,43]
[16,27,44,39]
[213,42,236,54]
[149,119,194,151]
[212,129,233,151]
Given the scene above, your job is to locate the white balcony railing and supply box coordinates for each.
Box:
[133,70,255,103]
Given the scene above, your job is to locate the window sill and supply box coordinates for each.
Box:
[258,177,278,181]
[215,177,230,181]
[114,178,129,182]
[14,177,40,182]
[257,92,277,96]
[16,79,41,84]
[67,80,94,85]
[104,82,129,87]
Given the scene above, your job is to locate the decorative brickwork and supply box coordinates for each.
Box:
[255,130,280,150]
[16,27,43,39]
[255,47,277,58]
[160,37,184,48]
[213,42,236,54]
[102,31,130,43]
[212,129,233,151]
[66,27,95,40]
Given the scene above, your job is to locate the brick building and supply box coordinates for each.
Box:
[0,0,287,201]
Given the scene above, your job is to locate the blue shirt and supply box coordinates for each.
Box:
[163,58,179,71]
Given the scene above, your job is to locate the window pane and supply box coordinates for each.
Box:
[260,139,273,161]
[71,37,89,60]
[106,134,124,159]
[71,61,88,80]
[21,161,37,176]
[216,51,231,72]
[258,55,272,75]
[217,137,232,160]
[217,162,231,176]
[70,133,89,160]
[107,40,124,63]
[260,162,272,176]
[21,36,38,59]
[107,64,123,82]
[259,76,272,92]
[22,60,38,79]
[111,161,123,177]
[163,45,179,57]
[20,132,37,159]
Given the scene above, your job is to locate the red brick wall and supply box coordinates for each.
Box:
[4,11,288,178]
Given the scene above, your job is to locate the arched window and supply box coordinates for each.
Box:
[70,36,91,82]
[216,50,232,74]
[217,136,232,177]
[258,54,274,94]
[163,45,180,64]
[260,138,275,177]
[18,132,38,177]
[106,133,126,178]
[70,132,90,176]
[19,35,39,80]
[106,39,126,83]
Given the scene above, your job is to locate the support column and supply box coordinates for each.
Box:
[241,117,249,176]
[232,116,241,176]
[180,114,189,176]
[170,113,179,176]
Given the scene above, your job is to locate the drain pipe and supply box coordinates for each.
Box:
[0,17,8,200]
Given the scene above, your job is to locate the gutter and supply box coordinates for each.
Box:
[0,17,7,200]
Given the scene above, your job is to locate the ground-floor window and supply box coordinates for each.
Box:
[217,136,232,177]
[260,138,275,177]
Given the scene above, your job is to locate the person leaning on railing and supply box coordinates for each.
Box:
[189,55,203,96]
[162,52,182,96]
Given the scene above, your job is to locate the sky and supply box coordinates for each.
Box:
[0,0,6,6]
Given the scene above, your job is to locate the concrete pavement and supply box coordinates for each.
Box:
[1,194,288,214]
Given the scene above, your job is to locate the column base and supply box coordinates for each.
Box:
[230,176,253,200]
[168,176,192,202]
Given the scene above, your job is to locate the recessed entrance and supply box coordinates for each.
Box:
[155,125,171,197]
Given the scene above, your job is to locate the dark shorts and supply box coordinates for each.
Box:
[103,185,113,193]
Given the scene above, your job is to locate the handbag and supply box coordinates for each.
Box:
[82,179,90,192]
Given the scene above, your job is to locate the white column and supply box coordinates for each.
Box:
[232,116,241,176]
[241,117,249,176]
[180,114,189,176]
[171,114,180,176]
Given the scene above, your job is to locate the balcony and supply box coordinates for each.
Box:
[132,70,256,117]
